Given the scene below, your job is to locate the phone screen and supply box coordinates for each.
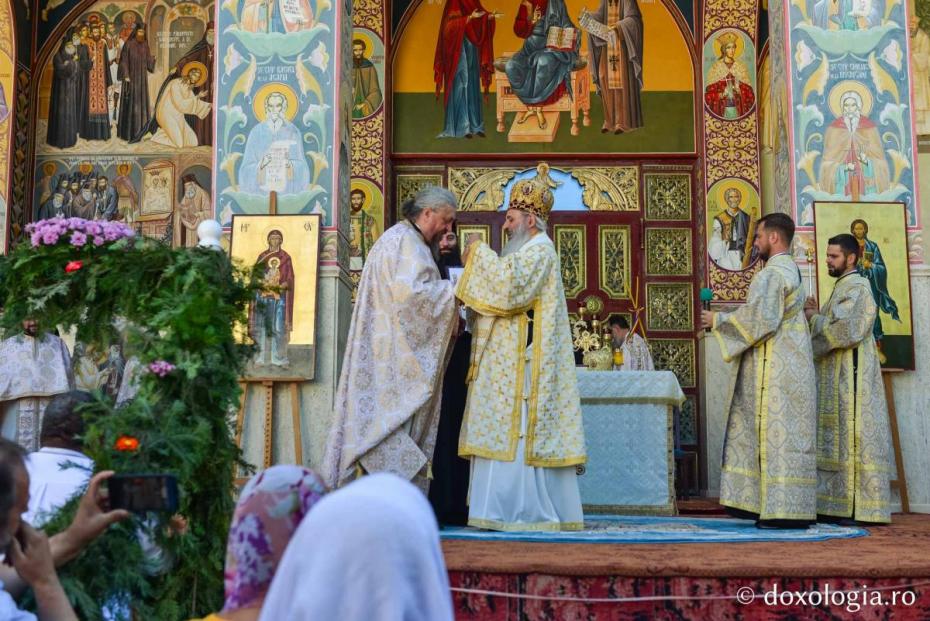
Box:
[107,474,179,513]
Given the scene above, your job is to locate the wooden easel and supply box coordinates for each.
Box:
[883,371,910,513]
[233,191,305,479]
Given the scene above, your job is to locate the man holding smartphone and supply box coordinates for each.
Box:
[0,438,129,612]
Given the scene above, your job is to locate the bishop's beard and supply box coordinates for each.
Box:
[502,223,533,257]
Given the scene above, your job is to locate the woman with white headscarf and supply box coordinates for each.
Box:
[259,473,454,621]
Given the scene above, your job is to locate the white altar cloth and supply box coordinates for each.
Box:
[576,369,685,516]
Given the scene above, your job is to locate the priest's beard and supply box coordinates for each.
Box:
[502,221,534,257]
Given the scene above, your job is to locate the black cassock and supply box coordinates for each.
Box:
[47,41,92,148]
[429,252,472,526]
[117,37,155,142]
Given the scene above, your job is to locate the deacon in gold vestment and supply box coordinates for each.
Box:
[321,187,459,491]
[804,234,891,524]
[456,172,586,531]
[701,213,817,528]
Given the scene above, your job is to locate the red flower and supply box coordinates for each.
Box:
[115,435,140,452]
[65,261,83,273]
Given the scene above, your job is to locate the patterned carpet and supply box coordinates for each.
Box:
[441,515,867,544]
[444,514,930,619]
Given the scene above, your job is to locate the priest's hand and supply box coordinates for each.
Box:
[699,309,715,330]
[804,295,818,321]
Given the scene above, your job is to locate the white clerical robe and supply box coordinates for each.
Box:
[456,233,586,531]
[321,221,458,491]
[619,332,654,371]
[24,447,93,526]
[0,334,73,452]
[150,78,211,148]
[712,253,818,521]
[810,272,892,523]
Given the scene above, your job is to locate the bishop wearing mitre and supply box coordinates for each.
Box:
[456,168,587,531]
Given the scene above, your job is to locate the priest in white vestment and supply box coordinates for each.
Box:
[804,233,892,524]
[321,187,459,491]
[702,213,817,528]
[456,174,587,531]
[608,315,654,371]
[0,322,74,452]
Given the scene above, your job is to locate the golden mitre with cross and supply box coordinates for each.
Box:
[509,163,556,220]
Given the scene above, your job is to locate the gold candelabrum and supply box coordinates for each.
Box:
[571,306,614,371]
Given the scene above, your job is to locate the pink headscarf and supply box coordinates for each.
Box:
[222,465,327,612]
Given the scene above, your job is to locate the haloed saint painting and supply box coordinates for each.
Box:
[230,214,321,380]
[813,202,915,370]
[392,0,695,153]
[33,1,214,247]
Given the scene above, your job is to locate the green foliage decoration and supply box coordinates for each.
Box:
[0,218,258,620]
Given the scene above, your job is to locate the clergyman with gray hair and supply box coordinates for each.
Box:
[322,186,461,491]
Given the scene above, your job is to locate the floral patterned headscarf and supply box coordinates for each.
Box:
[222,465,328,612]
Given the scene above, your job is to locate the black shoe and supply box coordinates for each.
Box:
[724,507,759,521]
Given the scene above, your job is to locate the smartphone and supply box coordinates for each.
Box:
[107,474,179,513]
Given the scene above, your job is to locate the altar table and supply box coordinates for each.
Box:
[576,369,685,516]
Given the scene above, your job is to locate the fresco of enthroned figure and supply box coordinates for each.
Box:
[504,0,580,128]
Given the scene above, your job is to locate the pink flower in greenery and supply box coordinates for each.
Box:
[148,360,176,377]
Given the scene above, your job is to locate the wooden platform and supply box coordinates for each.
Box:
[444,514,930,619]
[442,513,930,578]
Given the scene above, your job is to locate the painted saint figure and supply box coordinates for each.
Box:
[176,175,212,247]
[812,0,880,30]
[37,191,72,220]
[82,19,112,141]
[850,219,900,356]
[433,0,496,137]
[105,22,123,125]
[93,176,118,220]
[348,188,379,267]
[139,63,212,148]
[819,91,891,199]
[352,39,383,118]
[116,25,155,142]
[708,187,756,270]
[47,28,92,148]
[239,92,312,196]
[249,230,295,367]
[505,0,579,128]
[704,32,754,120]
[585,0,643,133]
[113,163,139,223]
[911,17,930,136]
[172,23,215,145]
[241,0,314,33]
